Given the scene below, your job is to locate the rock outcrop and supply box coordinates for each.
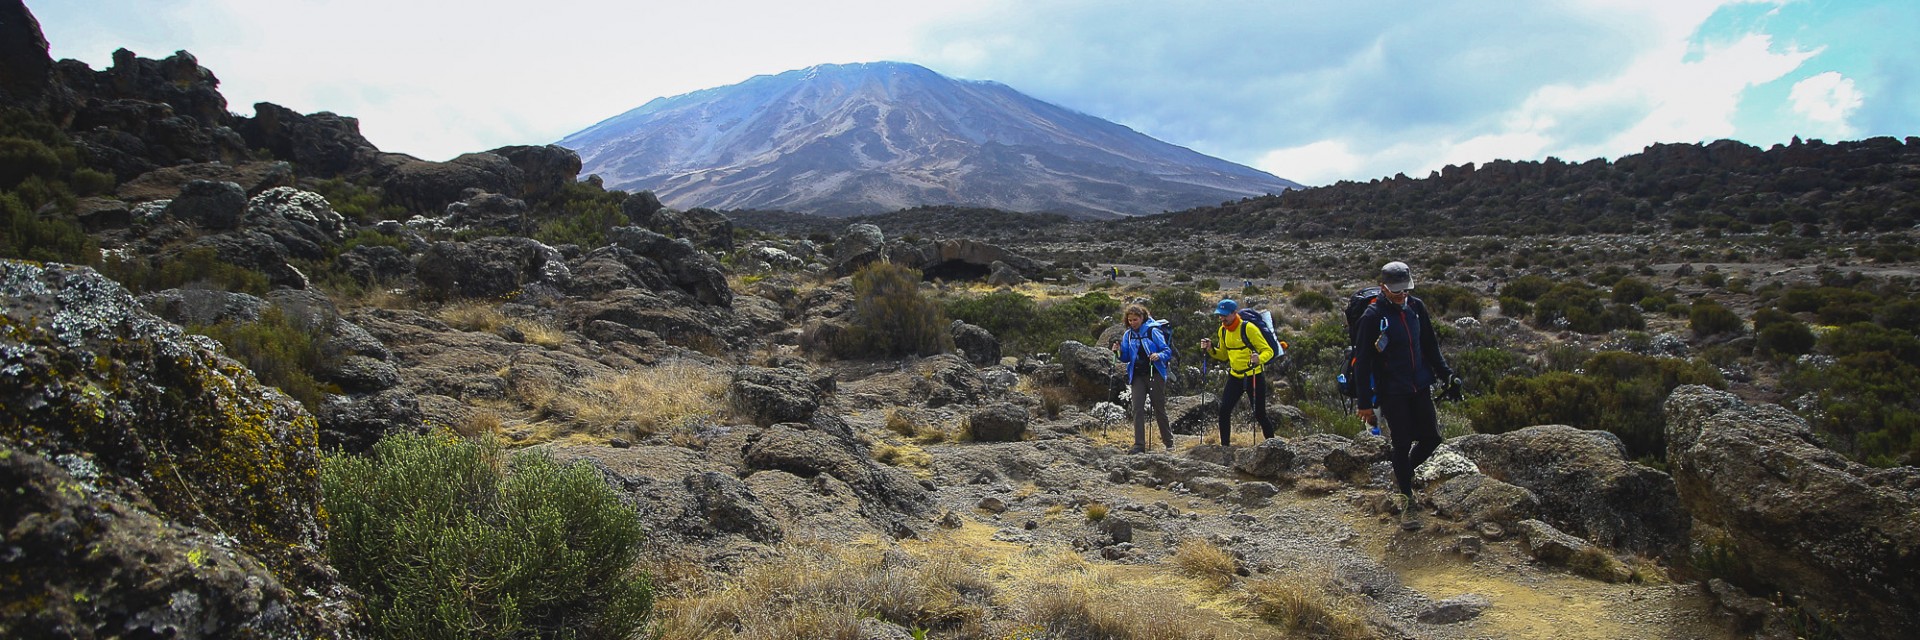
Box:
[1451,425,1687,557]
[0,261,362,638]
[1666,385,1920,639]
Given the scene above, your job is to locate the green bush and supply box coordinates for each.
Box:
[1290,290,1334,313]
[1418,283,1482,318]
[1689,300,1743,337]
[1756,319,1816,360]
[322,433,654,640]
[1500,274,1555,302]
[945,289,1119,356]
[1146,286,1205,318]
[310,177,406,224]
[833,262,952,358]
[1,190,96,264]
[0,136,64,189]
[1610,277,1653,304]
[1530,283,1639,333]
[1470,351,1724,457]
[100,247,271,295]
[191,307,337,412]
[533,180,628,248]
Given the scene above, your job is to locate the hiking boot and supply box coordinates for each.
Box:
[1400,497,1425,531]
[1128,446,1145,455]
[1386,492,1410,515]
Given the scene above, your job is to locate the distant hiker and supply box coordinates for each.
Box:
[1199,299,1276,446]
[1352,261,1460,531]
[1112,303,1175,453]
[1110,266,1121,282]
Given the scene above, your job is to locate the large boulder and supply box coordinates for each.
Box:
[968,403,1030,443]
[743,423,933,530]
[488,144,581,202]
[1665,385,1920,639]
[606,226,732,307]
[442,192,532,233]
[1451,425,1687,557]
[245,186,349,259]
[831,223,886,275]
[162,179,248,229]
[731,365,827,426]
[1057,340,1119,402]
[379,152,521,212]
[0,261,362,637]
[950,320,1000,366]
[239,102,379,178]
[414,236,570,301]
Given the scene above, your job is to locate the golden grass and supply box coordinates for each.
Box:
[1244,570,1377,640]
[1172,538,1240,590]
[872,441,933,474]
[1084,502,1111,522]
[649,524,1284,640]
[502,359,732,444]
[436,300,505,332]
[885,408,950,444]
[436,300,569,347]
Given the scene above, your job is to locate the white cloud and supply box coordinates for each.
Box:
[1256,141,1365,186]
[1789,71,1863,128]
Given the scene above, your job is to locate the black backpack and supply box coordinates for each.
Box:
[1336,287,1382,398]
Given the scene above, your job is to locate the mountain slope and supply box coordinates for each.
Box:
[559,62,1301,217]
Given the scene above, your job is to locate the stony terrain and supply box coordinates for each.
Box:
[3,3,1918,638]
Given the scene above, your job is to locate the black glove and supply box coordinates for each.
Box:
[1440,375,1464,402]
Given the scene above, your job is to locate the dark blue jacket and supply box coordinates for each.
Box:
[1353,296,1452,409]
[1117,320,1174,383]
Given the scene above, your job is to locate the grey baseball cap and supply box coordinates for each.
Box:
[1380,261,1413,292]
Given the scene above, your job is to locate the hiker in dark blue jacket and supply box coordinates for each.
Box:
[1353,261,1459,530]
[1113,303,1175,453]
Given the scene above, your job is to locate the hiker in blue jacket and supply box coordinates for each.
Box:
[1113,303,1175,453]
[1353,261,1460,531]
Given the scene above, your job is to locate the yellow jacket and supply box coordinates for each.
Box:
[1208,317,1273,378]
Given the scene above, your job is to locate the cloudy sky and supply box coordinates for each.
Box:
[32,0,1918,186]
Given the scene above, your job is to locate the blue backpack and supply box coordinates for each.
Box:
[1234,309,1287,371]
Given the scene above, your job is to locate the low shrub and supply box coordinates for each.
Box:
[832,262,952,358]
[191,307,336,412]
[1689,300,1743,337]
[1470,351,1724,458]
[321,433,654,640]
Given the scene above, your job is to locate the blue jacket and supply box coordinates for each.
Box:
[1353,296,1452,409]
[1117,320,1174,383]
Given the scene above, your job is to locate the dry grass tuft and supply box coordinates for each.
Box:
[1084,502,1111,522]
[454,409,503,439]
[885,408,949,443]
[436,300,505,332]
[1171,538,1240,589]
[1018,580,1202,640]
[1245,570,1376,640]
[504,359,732,443]
[872,441,933,473]
[1293,478,1344,497]
[650,538,994,639]
[506,316,568,347]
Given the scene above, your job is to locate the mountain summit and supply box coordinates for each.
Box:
[559,62,1301,217]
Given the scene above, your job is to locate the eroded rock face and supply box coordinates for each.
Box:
[0,261,363,638]
[1666,385,1920,639]
[1451,425,1687,558]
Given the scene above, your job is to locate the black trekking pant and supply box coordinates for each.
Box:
[1217,372,1275,444]
[1378,388,1442,495]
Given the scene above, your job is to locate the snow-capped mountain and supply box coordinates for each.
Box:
[558,62,1302,218]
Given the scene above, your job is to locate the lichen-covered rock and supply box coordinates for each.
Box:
[606,226,732,307]
[414,236,570,301]
[1430,473,1540,528]
[950,319,1000,366]
[1234,437,1295,478]
[0,260,363,638]
[1666,385,1920,639]
[1451,424,1686,557]
[1057,340,1119,402]
[162,179,248,229]
[732,365,825,426]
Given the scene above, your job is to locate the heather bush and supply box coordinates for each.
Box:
[833,261,951,358]
[191,306,336,412]
[100,246,272,295]
[1470,351,1724,458]
[321,433,654,640]
[1689,300,1743,337]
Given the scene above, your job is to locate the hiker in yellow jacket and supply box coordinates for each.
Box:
[1198,299,1276,446]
